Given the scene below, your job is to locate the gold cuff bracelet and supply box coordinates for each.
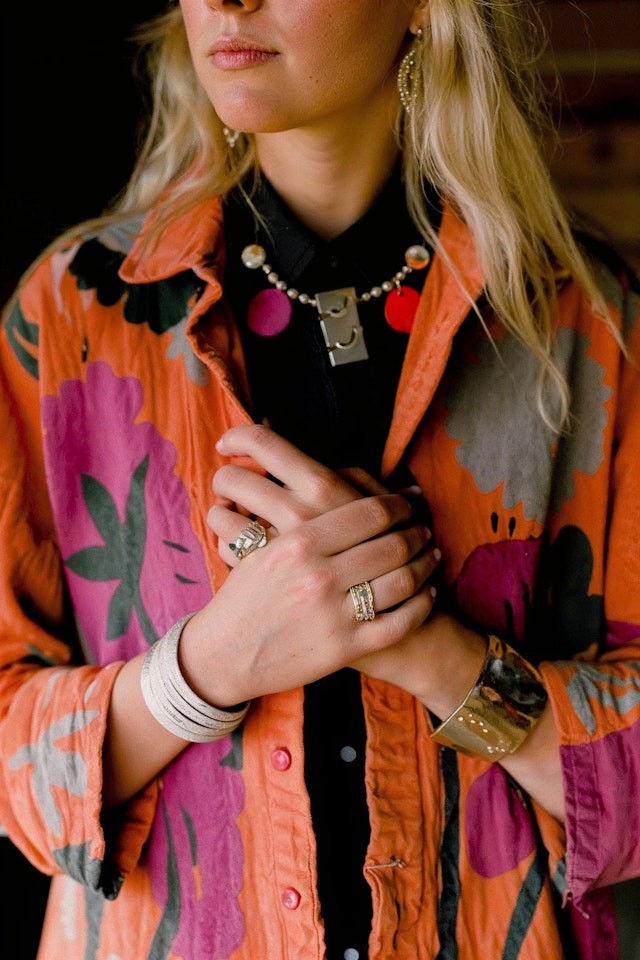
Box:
[429,634,548,761]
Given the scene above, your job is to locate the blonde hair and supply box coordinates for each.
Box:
[404,0,609,426]
[29,2,612,427]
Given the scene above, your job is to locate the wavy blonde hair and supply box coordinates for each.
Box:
[31,2,611,427]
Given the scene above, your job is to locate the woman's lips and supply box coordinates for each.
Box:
[210,39,277,69]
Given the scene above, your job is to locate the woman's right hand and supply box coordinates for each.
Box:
[178,425,439,708]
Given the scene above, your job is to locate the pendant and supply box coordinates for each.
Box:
[315,287,369,366]
[384,285,421,333]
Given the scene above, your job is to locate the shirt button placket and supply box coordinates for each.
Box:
[272,748,299,911]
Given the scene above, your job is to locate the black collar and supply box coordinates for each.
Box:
[223,167,441,293]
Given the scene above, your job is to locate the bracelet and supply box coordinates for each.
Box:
[429,634,548,761]
[140,615,250,743]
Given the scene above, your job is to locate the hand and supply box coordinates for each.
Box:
[178,425,440,706]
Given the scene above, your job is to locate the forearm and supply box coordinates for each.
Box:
[354,613,565,822]
[424,620,564,822]
[102,652,188,808]
[498,704,564,821]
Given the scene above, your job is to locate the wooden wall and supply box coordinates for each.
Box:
[545,0,640,271]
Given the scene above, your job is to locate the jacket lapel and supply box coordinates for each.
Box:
[382,204,485,477]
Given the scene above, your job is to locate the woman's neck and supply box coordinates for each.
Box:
[255,125,401,241]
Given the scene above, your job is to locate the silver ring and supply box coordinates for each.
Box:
[229,520,268,560]
[350,581,375,622]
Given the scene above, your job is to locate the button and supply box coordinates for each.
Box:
[282,887,301,910]
[344,950,360,960]
[340,745,357,763]
[271,748,292,771]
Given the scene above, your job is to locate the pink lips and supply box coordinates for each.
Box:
[210,38,277,69]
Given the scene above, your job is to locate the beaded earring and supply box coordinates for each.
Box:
[223,127,240,149]
[397,27,423,113]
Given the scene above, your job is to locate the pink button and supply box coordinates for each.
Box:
[271,748,292,771]
[282,887,301,910]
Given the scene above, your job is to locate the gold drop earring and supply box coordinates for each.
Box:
[397,27,423,113]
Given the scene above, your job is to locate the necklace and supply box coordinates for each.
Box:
[241,242,431,366]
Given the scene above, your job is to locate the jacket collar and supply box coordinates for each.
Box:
[117,189,485,476]
[119,194,227,290]
[382,202,484,476]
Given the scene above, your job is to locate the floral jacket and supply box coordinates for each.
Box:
[0,195,638,960]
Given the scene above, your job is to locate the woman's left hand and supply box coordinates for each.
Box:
[210,426,462,696]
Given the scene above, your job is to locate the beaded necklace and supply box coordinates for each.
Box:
[241,242,431,366]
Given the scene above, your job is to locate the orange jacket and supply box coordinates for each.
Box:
[0,196,638,959]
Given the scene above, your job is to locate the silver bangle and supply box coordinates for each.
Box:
[140,615,249,743]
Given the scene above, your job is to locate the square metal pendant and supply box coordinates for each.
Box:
[315,287,369,366]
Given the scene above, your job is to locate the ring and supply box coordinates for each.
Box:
[350,581,375,622]
[229,520,268,560]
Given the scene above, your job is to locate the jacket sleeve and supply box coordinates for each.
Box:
[539,268,640,908]
[0,257,158,899]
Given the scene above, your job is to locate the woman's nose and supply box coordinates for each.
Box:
[204,0,263,11]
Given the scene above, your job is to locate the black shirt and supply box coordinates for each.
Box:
[222,170,439,960]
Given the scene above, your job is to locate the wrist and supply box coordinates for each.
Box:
[415,615,487,718]
[140,616,249,743]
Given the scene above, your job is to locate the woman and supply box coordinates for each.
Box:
[0,1,638,958]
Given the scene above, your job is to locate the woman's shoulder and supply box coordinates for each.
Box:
[5,213,147,312]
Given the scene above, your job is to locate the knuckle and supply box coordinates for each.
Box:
[385,531,412,567]
[244,422,274,451]
[212,464,237,492]
[365,495,395,530]
[298,565,333,602]
[279,526,316,564]
[277,530,333,598]
[394,565,419,597]
[306,468,338,508]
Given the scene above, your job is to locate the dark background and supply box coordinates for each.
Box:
[0,2,160,304]
[0,8,160,956]
[0,3,638,958]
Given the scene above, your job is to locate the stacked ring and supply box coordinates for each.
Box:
[229,520,268,559]
[350,581,375,622]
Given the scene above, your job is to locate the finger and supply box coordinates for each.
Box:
[346,584,436,658]
[215,423,360,508]
[338,467,390,497]
[296,492,415,558]
[348,545,440,619]
[208,504,273,566]
[213,463,328,531]
[337,523,433,592]
[210,493,419,571]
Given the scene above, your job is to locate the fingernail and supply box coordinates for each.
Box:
[429,585,437,598]
[432,547,442,561]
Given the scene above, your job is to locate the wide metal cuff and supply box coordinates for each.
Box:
[429,634,548,760]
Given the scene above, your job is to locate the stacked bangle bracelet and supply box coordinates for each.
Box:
[429,634,548,760]
[140,615,249,743]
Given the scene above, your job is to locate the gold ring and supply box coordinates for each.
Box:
[350,581,375,622]
[229,520,268,560]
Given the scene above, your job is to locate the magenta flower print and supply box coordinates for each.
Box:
[147,738,246,958]
[465,766,535,877]
[455,536,543,644]
[41,361,213,662]
[42,361,247,955]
